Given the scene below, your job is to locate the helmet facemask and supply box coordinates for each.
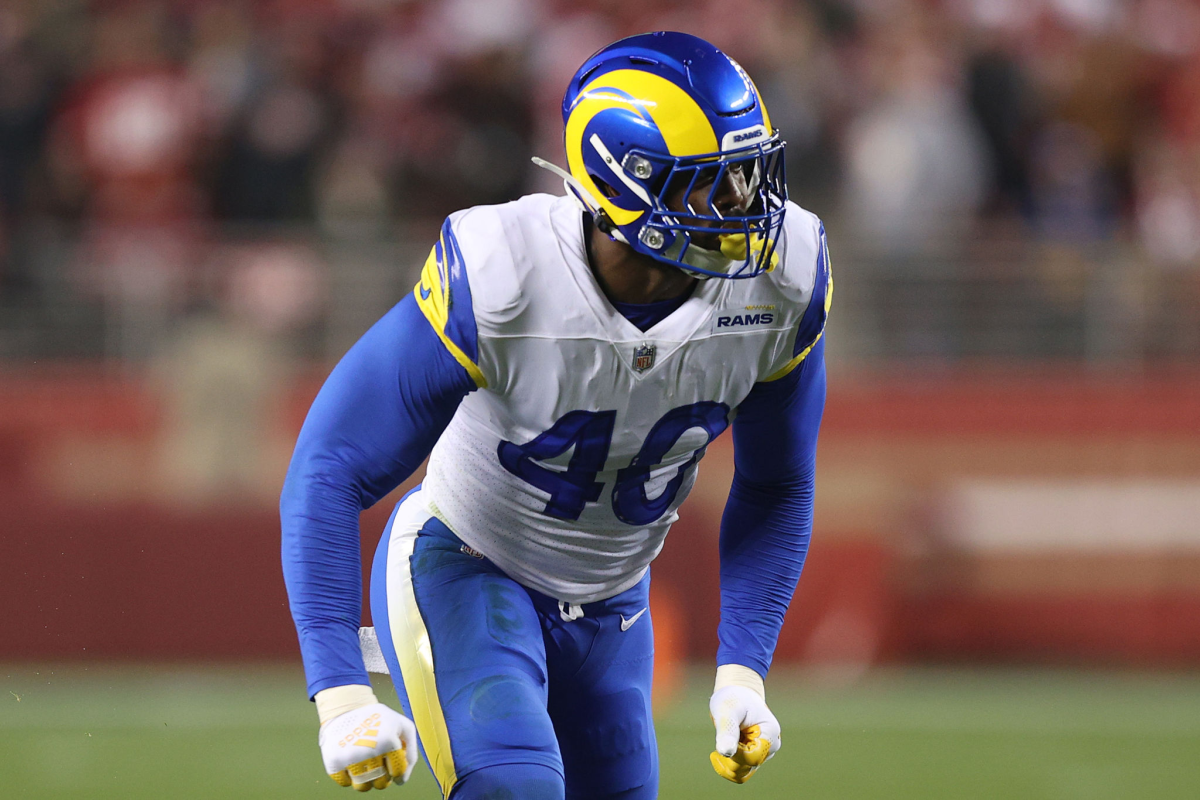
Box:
[630,136,787,279]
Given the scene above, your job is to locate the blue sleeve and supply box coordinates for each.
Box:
[280,293,474,698]
[717,336,826,677]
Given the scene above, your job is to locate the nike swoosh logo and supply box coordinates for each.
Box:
[620,608,647,632]
[419,284,432,300]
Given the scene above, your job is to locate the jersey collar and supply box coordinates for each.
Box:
[547,195,728,377]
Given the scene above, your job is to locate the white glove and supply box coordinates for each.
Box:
[316,685,419,791]
[708,665,781,784]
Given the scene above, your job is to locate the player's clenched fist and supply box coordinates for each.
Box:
[708,666,781,784]
[317,688,418,792]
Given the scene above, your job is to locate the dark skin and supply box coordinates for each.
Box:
[587,165,754,304]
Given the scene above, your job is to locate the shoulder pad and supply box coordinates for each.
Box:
[413,195,562,387]
[759,202,832,382]
[413,214,488,387]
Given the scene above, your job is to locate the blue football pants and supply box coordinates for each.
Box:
[371,492,658,800]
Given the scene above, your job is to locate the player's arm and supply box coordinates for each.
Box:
[280,290,477,790]
[710,335,827,783]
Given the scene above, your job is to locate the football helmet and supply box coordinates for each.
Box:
[538,31,787,279]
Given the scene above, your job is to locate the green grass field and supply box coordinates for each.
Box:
[3,664,1199,799]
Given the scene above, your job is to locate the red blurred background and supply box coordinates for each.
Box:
[4,365,1199,672]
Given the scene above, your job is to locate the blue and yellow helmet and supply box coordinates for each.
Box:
[554,31,787,279]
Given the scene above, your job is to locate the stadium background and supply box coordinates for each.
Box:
[2,0,1199,797]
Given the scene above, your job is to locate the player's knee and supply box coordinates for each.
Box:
[452,763,565,800]
[557,688,656,798]
[464,673,558,750]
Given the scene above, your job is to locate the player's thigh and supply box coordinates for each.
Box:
[544,572,657,800]
[370,493,564,796]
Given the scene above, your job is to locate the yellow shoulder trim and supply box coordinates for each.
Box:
[761,272,833,382]
[414,246,487,389]
[761,330,824,382]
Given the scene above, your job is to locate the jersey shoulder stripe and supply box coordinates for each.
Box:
[414,218,486,388]
[762,219,833,382]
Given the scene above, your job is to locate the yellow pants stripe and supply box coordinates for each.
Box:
[385,494,458,797]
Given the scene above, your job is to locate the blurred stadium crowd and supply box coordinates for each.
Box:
[1,0,1199,362]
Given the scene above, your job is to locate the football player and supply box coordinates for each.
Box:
[282,31,831,798]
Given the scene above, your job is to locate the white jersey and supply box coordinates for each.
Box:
[414,193,831,604]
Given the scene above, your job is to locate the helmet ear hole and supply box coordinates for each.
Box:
[593,178,620,199]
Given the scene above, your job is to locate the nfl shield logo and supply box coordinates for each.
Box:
[632,343,656,373]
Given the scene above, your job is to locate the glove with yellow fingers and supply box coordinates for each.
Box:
[316,685,419,792]
[708,665,781,784]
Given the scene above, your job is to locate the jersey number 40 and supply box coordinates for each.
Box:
[497,402,730,525]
